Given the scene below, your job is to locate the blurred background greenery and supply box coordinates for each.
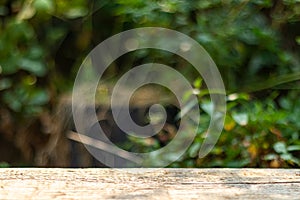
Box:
[0,0,300,168]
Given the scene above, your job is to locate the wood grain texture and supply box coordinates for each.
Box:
[0,168,299,199]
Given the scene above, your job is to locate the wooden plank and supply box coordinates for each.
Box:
[0,168,299,199]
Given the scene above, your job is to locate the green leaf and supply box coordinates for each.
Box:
[274,142,287,154]
[0,162,9,168]
[33,0,54,13]
[193,78,202,89]
[280,153,292,160]
[188,142,201,158]
[3,92,22,112]
[228,159,251,167]
[232,112,248,126]
[227,93,250,101]
[176,100,198,120]
[19,59,47,77]
[6,20,34,41]
[65,7,89,19]
[279,97,292,110]
[0,78,12,91]
[17,3,36,20]
[201,101,214,116]
[283,0,300,5]
[47,28,67,44]
[27,46,44,59]
[287,145,300,151]
[1,55,20,75]
[28,90,49,105]
[263,153,277,160]
[253,0,273,7]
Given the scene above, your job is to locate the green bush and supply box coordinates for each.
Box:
[0,0,299,167]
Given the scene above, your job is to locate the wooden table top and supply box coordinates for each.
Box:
[0,168,299,199]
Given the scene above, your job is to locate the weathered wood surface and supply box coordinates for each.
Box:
[0,168,299,199]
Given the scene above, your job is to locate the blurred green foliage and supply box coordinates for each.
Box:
[0,0,300,167]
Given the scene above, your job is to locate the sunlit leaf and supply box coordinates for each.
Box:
[193,78,202,89]
[200,101,214,116]
[65,7,89,19]
[34,0,54,13]
[274,142,287,154]
[287,145,300,151]
[17,3,36,20]
[232,112,248,126]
